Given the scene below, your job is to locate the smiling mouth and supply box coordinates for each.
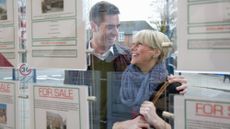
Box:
[132,53,138,58]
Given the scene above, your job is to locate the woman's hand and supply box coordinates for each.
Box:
[168,75,188,94]
[139,101,158,126]
[112,115,150,129]
[139,101,172,129]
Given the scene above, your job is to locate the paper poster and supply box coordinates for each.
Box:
[0,81,16,129]
[30,84,89,129]
[174,95,230,129]
[177,0,230,73]
[26,0,87,69]
[0,0,18,67]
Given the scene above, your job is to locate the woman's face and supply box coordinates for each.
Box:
[130,43,156,67]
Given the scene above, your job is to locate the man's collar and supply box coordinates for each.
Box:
[88,41,113,60]
[88,41,126,61]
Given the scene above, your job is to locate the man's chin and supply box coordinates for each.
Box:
[103,44,112,51]
[107,41,114,47]
[108,39,116,43]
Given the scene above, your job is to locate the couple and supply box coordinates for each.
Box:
[64,1,187,129]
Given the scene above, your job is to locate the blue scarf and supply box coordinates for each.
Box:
[120,62,168,112]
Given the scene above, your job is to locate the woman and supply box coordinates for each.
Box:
[119,30,185,128]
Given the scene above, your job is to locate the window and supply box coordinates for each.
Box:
[118,31,124,42]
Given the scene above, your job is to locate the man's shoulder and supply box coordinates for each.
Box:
[115,43,129,50]
[114,43,130,55]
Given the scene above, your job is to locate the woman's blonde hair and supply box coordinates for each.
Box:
[132,29,172,63]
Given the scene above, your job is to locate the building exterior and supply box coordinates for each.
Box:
[118,20,156,47]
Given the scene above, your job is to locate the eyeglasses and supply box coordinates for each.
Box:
[131,42,155,50]
[130,42,142,47]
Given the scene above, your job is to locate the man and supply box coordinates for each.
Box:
[64,1,131,83]
[64,1,131,129]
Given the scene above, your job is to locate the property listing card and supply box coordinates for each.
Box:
[177,0,230,73]
[0,0,18,67]
[30,84,89,129]
[27,0,87,69]
[0,81,17,129]
[174,95,230,129]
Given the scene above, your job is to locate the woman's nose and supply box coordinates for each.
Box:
[130,44,137,51]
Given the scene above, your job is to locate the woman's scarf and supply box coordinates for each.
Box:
[120,61,168,112]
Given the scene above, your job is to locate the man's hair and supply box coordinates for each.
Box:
[89,1,120,25]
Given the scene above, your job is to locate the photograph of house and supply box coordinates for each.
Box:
[0,0,7,20]
[41,0,64,14]
[46,111,66,129]
[0,104,7,124]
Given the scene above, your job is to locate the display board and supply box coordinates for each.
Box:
[174,95,230,129]
[29,84,89,129]
[0,80,17,129]
[26,0,87,69]
[0,0,18,67]
[177,0,230,73]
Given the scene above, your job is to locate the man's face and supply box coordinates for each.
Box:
[93,14,120,50]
